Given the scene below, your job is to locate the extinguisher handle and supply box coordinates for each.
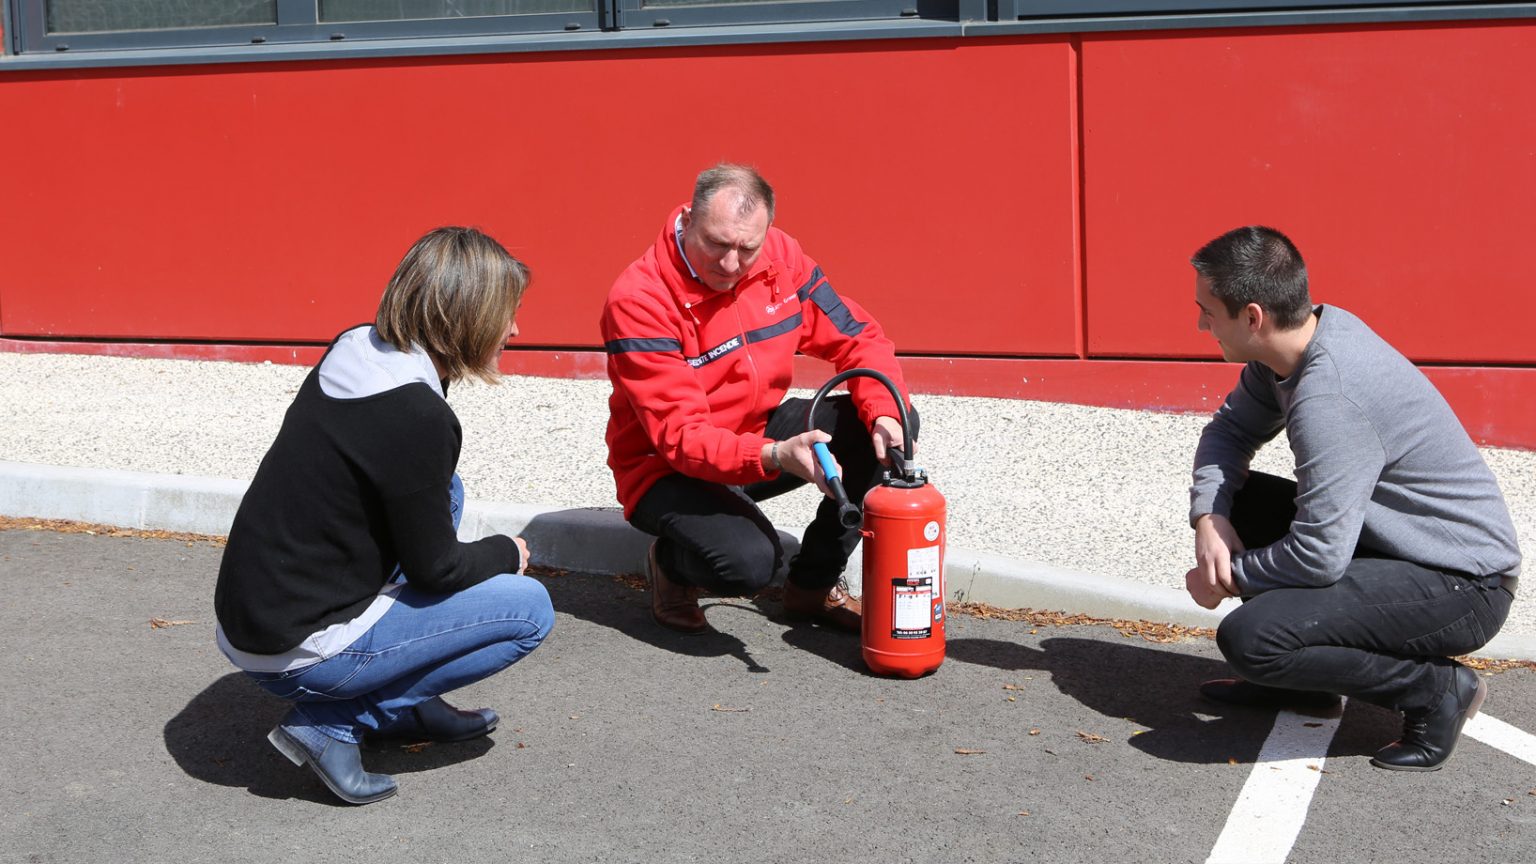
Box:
[812,441,863,529]
[806,367,919,484]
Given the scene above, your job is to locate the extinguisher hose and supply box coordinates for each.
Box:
[806,368,914,529]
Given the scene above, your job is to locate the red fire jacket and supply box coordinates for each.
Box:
[601,205,910,518]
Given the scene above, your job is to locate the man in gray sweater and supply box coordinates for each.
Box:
[1185,225,1520,772]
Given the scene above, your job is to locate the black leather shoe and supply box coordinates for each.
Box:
[1371,666,1487,772]
[268,725,398,805]
[366,696,499,747]
[1200,678,1342,713]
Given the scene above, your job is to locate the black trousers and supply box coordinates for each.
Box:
[1217,472,1515,713]
[629,394,919,596]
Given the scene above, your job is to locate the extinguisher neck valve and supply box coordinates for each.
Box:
[883,467,927,488]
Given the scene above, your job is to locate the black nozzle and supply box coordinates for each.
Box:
[828,476,862,528]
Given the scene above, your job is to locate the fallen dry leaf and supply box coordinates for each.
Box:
[613,573,647,591]
[711,704,750,713]
[948,601,1217,645]
[1076,731,1108,744]
[149,618,196,629]
[1028,729,1041,736]
[1002,683,1025,691]
[404,743,430,753]
[1006,696,1017,703]
[1017,810,1030,817]
[0,516,227,546]
[953,748,986,755]
[1228,758,1239,765]
[1084,774,1095,782]
[1457,656,1536,673]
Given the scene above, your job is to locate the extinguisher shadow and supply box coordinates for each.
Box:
[945,634,1361,764]
[776,618,880,675]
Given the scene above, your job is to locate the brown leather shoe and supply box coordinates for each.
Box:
[647,542,711,634]
[783,581,861,633]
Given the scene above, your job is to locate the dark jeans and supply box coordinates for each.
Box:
[629,394,919,596]
[1217,472,1515,713]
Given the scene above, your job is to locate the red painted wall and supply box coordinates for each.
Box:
[2,22,1533,445]
[1082,21,1536,363]
[0,37,1079,356]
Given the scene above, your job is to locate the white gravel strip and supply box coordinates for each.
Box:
[2,351,1530,639]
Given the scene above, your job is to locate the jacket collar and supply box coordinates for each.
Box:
[653,203,781,309]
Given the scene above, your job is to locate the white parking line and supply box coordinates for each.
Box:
[1464,713,1536,767]
[1205,700,1346,864]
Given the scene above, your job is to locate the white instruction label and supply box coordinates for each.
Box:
[893,577,933,639]
[908,544,940,584]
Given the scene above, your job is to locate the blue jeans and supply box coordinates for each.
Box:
[246,475,554,746]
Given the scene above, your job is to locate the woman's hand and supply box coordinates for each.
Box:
[513,536,529,575]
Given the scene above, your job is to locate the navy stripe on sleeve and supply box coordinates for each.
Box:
[606,337,683,355]
[807,283,866,337]
[796,267,825,302]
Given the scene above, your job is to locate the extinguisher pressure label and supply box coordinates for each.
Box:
[892,577,933,640]
[908,545,940,585]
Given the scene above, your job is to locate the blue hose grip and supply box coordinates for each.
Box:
[811,441,840,482]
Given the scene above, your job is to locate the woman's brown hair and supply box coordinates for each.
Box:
[375,227,529,384]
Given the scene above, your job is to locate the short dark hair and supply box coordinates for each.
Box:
[692,163,775,223]
[375,226,529,385]
[1190,226,1312,330]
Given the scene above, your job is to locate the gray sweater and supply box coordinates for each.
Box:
[1190,305,1521,595]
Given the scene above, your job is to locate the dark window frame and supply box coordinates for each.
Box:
[994,0,1523,18]
[612,0,941,30]
[9,0,607,53]
[3,0,1534,64]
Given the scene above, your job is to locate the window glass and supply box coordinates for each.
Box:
[320,0,592,21]
[636,0,783,5]
[46,0,277,34]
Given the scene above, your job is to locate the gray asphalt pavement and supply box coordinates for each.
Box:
[6,528,1536,864]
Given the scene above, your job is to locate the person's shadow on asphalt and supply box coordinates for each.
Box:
[538,568,778,673]
[163,673,495,805]
[536,565,871,676]
[946,635,1395,764]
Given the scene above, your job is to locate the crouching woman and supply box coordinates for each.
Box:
[213,227,553,805]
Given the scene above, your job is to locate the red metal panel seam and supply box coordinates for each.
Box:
[1070,33,1088,360]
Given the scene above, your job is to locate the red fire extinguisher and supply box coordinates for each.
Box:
[809,369,946,678]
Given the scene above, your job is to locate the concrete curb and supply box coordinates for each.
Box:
[4,459,1533,661]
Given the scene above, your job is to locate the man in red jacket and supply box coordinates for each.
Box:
[601,163,917,634]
